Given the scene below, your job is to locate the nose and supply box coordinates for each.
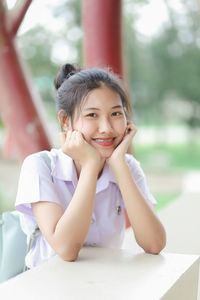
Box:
[98,117,114,134]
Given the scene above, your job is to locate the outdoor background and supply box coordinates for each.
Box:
[0,0,200,212]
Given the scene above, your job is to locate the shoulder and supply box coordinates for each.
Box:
[21,149,60,173]
[125,153,141,169]
[125,154,145,181]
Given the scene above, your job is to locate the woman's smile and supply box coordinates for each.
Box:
[92,137,116,147]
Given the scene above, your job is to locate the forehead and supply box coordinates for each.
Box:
[82,86,122,109]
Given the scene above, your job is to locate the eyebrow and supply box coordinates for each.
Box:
[83,105,123,111]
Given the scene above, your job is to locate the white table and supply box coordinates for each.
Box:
[0,247,199,300]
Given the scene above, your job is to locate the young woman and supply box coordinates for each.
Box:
[16,64,166,269]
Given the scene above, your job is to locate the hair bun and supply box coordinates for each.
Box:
[54,63,77,90]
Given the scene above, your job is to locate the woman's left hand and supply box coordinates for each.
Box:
[107,122,137,166]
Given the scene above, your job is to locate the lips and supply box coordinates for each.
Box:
[93,138,115,147]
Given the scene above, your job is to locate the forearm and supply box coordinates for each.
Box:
[53,165,98,260]
[111,160,166,254]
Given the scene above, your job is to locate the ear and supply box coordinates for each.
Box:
[57,110,70,132]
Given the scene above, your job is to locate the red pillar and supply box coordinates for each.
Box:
[0,3,51,160]
[82,0,123,76]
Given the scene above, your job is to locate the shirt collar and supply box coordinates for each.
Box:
[96,163,117,193]
[52,149,117,192]
[51,149,78,186]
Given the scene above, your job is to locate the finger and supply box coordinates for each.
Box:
[122,127,137,146]
[126,123,137,136]
[75,131,84,141]
[127,122,137,130]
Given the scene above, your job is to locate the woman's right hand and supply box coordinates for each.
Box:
[60,130,104,170]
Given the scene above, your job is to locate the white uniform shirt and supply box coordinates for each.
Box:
[15,148,156,268]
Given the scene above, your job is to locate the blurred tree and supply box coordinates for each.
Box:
[16,0,200,129]
[0,0,51,159]
[17,0,82,107]
[123,0,165,125]
[150,0,200,128]
[17,26,58,108]
[123,0,200,127]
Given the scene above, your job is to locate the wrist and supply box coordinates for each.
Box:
[108,156,126,168]
[81,160,102,175]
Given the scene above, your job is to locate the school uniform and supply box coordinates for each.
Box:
[15,148,156,269]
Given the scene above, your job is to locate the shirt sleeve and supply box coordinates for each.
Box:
[15,153,61,216]
[125,154,157,207]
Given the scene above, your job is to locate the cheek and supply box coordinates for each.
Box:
[115,120,127,135]
[74,121,94,140]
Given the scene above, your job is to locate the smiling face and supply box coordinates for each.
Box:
[69,86,127,158]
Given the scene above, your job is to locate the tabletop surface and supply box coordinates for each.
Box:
[0,247,199,300]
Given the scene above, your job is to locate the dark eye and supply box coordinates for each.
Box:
[112,111,123,117]
[86,113,97,118]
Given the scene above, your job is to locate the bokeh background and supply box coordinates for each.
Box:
[0,0,200,213]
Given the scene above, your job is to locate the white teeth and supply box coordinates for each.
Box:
[95,139,113,142]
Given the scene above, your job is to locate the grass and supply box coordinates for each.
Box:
[133,142,200,210]
[134,142,200,171]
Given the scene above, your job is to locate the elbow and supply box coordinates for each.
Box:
[57,244,81,262]
[61,253,78,262]
[145,242,165,255]
[144,232,167,255]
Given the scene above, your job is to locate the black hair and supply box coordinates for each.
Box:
[54,63,132,120]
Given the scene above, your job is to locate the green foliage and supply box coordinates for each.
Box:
[134,141,200,210]
[123,0,200,127]
[17,0,82,105]
[134,142,200,171]
[17,26,59,105]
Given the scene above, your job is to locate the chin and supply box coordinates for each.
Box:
[99,150,114,159]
